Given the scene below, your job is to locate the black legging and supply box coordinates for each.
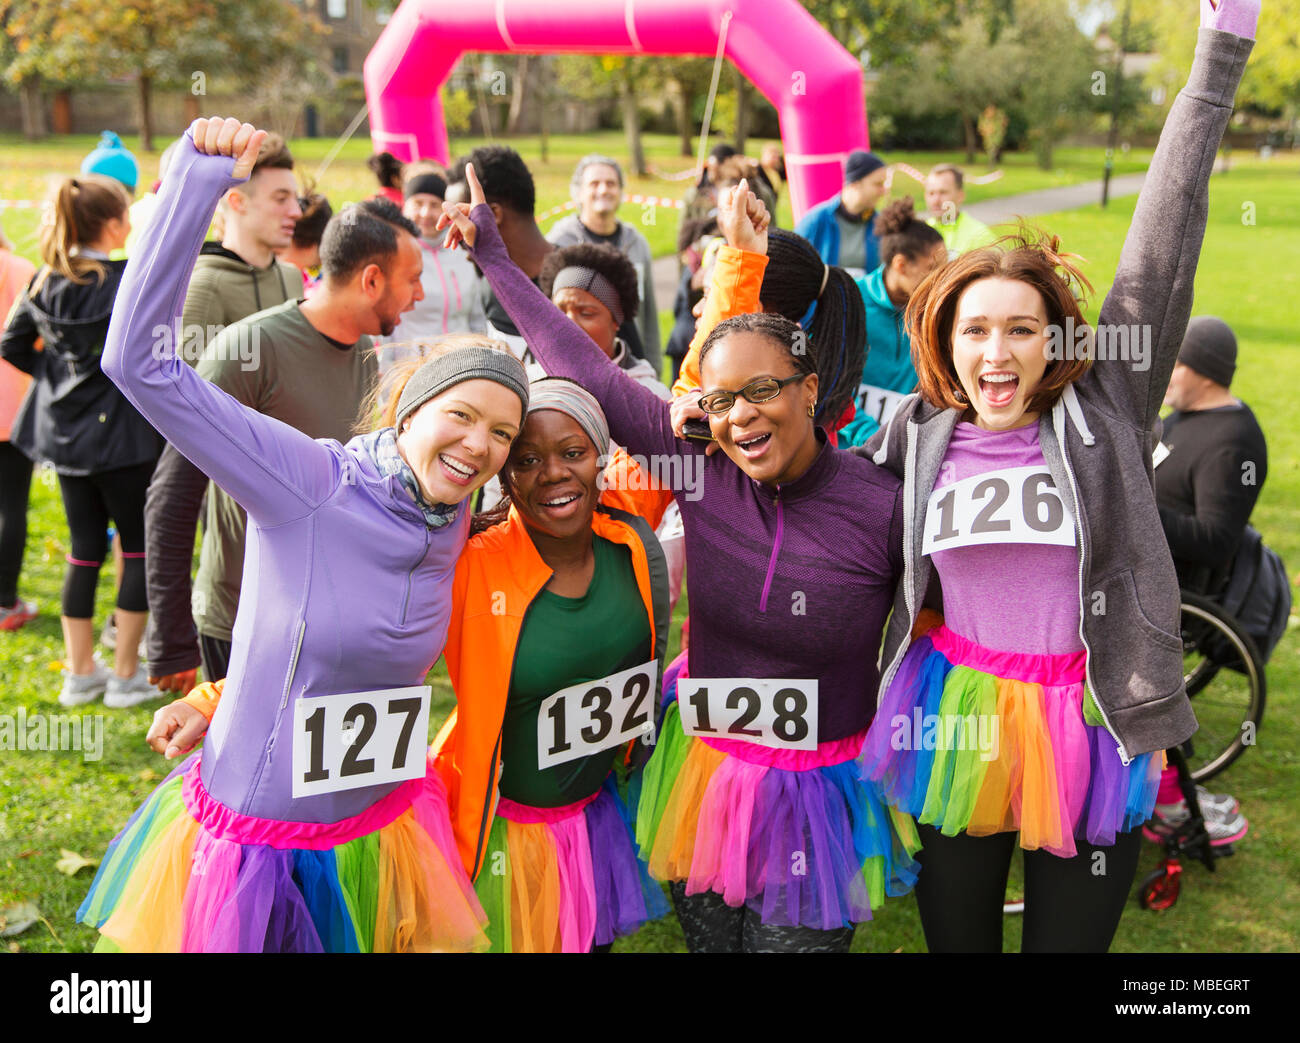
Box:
[913,823,1142,953]
[669,882,856,953]
[57,461,155,618]
[0,441,33,607]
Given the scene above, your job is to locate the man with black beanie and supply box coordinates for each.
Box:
[795,148,889,277]
[1155,315,1268,595]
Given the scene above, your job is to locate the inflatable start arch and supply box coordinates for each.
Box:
[362,0,868,220]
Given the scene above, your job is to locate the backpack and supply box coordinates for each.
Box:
[1216,526,1292,663]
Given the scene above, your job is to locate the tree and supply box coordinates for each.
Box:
[1,0,320,148]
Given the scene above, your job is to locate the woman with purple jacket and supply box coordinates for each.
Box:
[77,119,528,952]
[440,167,920,953]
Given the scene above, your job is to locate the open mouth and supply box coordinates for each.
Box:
[735,432,772,458]
[538,491,583,516]
[438,453,478,486]
[978,372,1019,408]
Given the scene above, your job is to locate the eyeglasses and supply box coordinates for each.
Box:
[697,374,808,415]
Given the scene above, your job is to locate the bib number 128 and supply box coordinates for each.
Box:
[292,685,431,798]
[677,678,818,750]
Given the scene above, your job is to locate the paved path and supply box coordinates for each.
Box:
[650,169,1163,315]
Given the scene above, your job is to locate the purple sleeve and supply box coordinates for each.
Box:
[467,205,691,464]
[100,134,344,527]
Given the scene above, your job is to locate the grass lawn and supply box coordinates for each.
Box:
[1,130,1154,266]
[0,139,1295,952]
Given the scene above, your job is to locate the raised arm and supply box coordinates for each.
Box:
[447,172,684,463]
[669,245,769,396]
[1092,0,1256,429]
[100,119,344,527]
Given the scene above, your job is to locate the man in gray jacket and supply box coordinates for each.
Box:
[547,154,662,381]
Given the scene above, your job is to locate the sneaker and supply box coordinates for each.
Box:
[1147,799,1249,847]
[104,666,164,709]
[59,661,111,707]
[1195,785,1240,817]
[0,599,37,631]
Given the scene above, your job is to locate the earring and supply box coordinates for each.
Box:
[808,401,816,418]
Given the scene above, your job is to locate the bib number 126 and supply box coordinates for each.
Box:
[537,660,658,770]
[677,678,818,751]
[292,685,431,798]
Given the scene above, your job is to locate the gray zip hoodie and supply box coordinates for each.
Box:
[860,26,1253,763]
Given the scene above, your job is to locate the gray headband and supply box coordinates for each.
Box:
[395,346,529,430]
[551,266,625,326]
[527,377,610,457]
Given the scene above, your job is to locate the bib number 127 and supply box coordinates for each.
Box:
[292,685,430,798]
[677,678,818,751]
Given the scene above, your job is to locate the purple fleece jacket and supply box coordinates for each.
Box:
[102,136,469,825]
[469,206,904,742]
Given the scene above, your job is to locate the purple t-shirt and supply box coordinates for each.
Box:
[927,422,1082,656]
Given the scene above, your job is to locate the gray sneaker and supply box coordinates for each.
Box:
[1195,785,1240,817]
[104,666,164,709]
[59,662,111,707]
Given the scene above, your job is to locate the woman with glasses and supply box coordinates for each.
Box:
[440,168,919,953]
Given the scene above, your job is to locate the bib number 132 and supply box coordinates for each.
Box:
[677,679,818,751]
[292,686,430,798]
[537,660,658,770]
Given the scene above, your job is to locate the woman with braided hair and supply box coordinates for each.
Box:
[441,170,919,953]
[839,196,947,447]
[671,222,865,440]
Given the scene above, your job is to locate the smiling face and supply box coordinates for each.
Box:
[552,285,618,358]
[844,166,889,216]
[578,163,622,225]
[397,379,523,506]
[507,409,601,542]
[950,277,1051,431]
[699,331,819,487]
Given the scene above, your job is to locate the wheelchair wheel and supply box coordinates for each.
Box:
[1178,592,1266,783]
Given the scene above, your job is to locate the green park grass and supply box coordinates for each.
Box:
[0,137,1295,952]
[0,129,1154,266]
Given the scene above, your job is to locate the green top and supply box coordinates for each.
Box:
[498,536,652,808]
[928,210,996,258]
[193,300,376,641]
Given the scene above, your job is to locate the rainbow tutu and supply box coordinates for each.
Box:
[860,624,1162,858]
[77,754,488,952]
[635,662,920,932]
[473,774,670,953]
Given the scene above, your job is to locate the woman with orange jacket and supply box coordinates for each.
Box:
[430,375,671,952]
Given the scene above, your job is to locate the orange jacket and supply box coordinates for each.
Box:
[670,245,768,397]
[599,446,674,529]
[432,502,670,880]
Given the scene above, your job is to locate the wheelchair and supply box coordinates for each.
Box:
[1135,590,1266,910]
[1175,589,1266,783]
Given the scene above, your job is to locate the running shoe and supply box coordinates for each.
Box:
[100,613,117,650]
[59,661,112,707]
[1195,785,1240,817]
[104,666,164,709]
[0,599,37,631]
[1145,799,1248,847]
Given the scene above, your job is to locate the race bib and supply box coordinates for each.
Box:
[855,383,908,429]
[537,660,657,770]
[677,678,818,751]
[292,686,430,798]
[922,465,1076,555]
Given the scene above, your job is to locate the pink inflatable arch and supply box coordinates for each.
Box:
[362,0,867,220]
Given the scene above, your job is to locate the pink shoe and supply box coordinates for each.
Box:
[0,599,37,631]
